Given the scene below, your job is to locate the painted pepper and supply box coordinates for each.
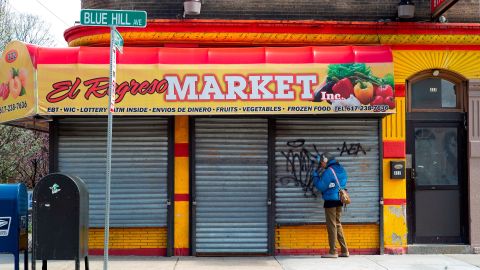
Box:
[353,81,374,105]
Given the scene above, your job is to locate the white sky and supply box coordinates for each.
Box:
[9,0,81,47]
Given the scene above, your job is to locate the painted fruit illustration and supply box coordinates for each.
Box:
[0,82,9,100]
[9,76,22,98]
[6,67,27,99]
[18,68,27,86]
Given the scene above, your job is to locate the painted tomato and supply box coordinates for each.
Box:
[375,84,394,99]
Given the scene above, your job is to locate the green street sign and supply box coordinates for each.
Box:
[80,9,147,27]
[112,28,123,53]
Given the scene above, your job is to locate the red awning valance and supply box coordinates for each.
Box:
[33,45,392,65]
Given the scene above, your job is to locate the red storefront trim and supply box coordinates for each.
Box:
[385,247,407,255]
[383,141,406,158]
[89,248,167,256]
[174,194,190,202]
[174,248,190,256]
[174,143,189,157]
[383,199,407,205]
[394,84,406,97]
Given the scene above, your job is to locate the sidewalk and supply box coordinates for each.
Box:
[1,254,479,270]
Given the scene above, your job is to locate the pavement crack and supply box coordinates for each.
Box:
[173,257,180,270]
[364,256,389,270]
[274,256,286,270]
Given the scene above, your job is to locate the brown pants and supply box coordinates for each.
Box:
[325,206,348,255]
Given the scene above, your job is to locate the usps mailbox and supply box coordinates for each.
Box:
[32,173,89,270]
[0,183,28,270]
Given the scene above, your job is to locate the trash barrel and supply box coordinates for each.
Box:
[32,173,89,270]
[0,183,28,270]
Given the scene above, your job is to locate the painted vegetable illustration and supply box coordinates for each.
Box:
[332,78,354,99]
[375,84,394,99]
[313,81,335,103]
[332,94,361,110]
[353,81,373,105]
[313,63,395,110]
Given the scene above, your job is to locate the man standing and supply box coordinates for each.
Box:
[313,152,349,258]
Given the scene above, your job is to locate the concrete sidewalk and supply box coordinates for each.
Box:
[1,254,479,270]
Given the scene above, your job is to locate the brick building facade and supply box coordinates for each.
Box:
[1,0,479,257]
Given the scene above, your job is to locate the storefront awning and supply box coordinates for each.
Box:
[0,41,395,129]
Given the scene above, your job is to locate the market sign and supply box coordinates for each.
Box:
[0,43,396,123]
[0,41,36,123]
[80,9,147,27]
[431,0,459,19]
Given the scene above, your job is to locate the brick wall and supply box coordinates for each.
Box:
[89,227,167,256]
[444,0,480,22]
[82,0,478,22]
[276,224,379,255]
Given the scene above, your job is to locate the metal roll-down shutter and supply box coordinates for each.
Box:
[57,117,169,227]
[275,118,380,224]
[194,118,269,254]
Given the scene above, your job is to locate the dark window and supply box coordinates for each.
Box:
[411,78,457,109]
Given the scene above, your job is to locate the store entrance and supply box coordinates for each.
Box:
[406,71,468,244]
[407,118,467,243]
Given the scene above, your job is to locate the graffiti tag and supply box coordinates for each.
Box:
[279,139,322,197]
[337,141,369,156]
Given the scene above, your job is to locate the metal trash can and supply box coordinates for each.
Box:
[32,173,89,270]
[0,183,28,270]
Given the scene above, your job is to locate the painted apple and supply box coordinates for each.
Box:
[375,84,394,99]
[9,77,22,99]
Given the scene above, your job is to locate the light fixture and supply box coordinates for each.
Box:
[398,0,415,19]
[184,0,202,16]
[432,70,440,76]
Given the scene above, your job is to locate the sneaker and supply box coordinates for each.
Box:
[321,253,338,258]
[339,252,350,257]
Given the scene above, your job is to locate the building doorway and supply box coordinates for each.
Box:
[406,70,468,244]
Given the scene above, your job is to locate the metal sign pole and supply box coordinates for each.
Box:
[103,26,117,270]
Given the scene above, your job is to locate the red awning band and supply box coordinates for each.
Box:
[31,45,392,66]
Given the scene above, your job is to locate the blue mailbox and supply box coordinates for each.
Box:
[0,183,28,270]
